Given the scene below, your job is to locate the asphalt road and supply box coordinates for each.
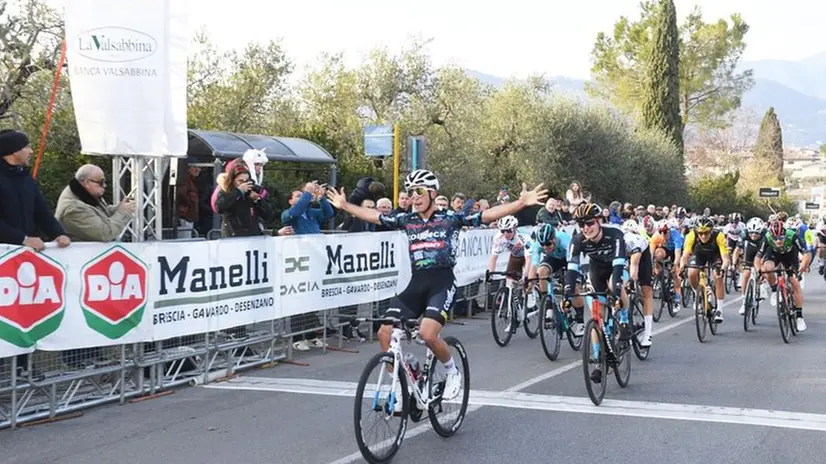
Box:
[5,274,826,464]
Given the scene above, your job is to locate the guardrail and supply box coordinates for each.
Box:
[0,228,511,429]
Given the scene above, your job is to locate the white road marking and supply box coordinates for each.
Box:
[208,296,746,463]
[207,369,826,432]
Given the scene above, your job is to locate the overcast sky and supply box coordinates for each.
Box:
[53,0,824,79]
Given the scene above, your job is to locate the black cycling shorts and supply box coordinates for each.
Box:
[588,261,614,294]
[385,268,456,325]
[742,242,760,267]
[689,252,722,269]
[636,248,654,287]
[760,248,799,271]
[539,255,567,273]
[726,238,739,252]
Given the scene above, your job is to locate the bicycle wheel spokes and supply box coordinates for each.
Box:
[428,336,470,437]
[354,352,409,464]
[523,289,541,339]
[613,332,631,388]
[582,319,607,406]
[491,287,513,347]
[539,296,561,361]
[631,301,649,361]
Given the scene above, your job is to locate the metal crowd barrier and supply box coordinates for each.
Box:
[0,279,499,430]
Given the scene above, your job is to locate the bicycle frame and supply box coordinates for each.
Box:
[382,325,438,411]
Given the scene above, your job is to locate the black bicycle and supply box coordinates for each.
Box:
[538,275,583,361]
[652,259,678,321]
[487,270,541,347]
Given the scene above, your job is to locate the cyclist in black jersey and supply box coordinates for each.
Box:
[564,203,628,384]
[327,170,547,400]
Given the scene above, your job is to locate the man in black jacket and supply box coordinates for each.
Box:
[0,130,70,250]
[0,129,70,377]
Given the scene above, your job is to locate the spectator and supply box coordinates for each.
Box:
[566,181,588,206]
[176,163,200,238]
[55,164,136,367]
[55,164,135,242]
[559,201,573,224]
[599,206,611,224]
[216,163,272,237]
[343,198,377,232]
[394,191,410,214]
[435,195,449,210]
[477,199,490,212]
[376,198,392,214]
[282,181,333,351]
[496,186,510,204]
[348,176,386,207]
[608,201,623,224]
[647,204,656,216]
[0,129,70,377]
[451,193,466,212]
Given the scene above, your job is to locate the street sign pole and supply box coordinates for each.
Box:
[393,123,400,208]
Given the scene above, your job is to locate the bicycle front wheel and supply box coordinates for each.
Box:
[491,287,513,347]
[523,289,541,339]
[354,352,409,464]
[776,288,791,344]
[428,336,470,437]
[582,319,608,406]
[694,290,708,343]
[538,295,561,361]
[743,278,754,332]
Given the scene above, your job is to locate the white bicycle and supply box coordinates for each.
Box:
[350,316,470,464]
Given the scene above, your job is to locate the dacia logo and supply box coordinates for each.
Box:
[285,256,310,273]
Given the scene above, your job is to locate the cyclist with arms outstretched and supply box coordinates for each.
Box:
[326,170,547,400]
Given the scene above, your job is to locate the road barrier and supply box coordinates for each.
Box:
[0,227,517,428]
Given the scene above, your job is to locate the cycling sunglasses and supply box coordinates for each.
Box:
[406,187,433,197]
[576,218,599,228]
[500,228,514,234]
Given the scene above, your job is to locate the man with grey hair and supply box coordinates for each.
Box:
[376,197,392,214]
[55,164,136,242]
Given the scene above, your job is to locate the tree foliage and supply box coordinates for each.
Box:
[588,1,754,131]
[640,0,683,156]
[753,106,784,181]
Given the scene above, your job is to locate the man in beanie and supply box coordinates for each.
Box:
[0,129,70,251]
[0,129,70,378]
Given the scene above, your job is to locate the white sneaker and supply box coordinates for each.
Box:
[293,340,310,351]
[308,338,328,348]
[572,322,585,337]
[797,317,807,332]
[738,303,746,316]
[770,291,778,307]
[443,371,462,400]
[714,310,724,323]
[638,333,652,347]
[545,309,554,320]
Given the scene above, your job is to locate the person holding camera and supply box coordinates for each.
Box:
[215,162,273,237]
[281,181,334,235]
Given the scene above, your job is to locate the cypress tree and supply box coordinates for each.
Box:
[640,0,683,159]
[754,107,784,181]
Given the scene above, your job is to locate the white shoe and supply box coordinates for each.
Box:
[545,309,554,320]
[572,322,585,337]
[308,338,328,348]
[738,303,746,316]
[443,371,462,400]
[638,333,652,347]
[293,340,310,351]
[797,317,807,332]
[714,310,724,323]
[770,291,778,307]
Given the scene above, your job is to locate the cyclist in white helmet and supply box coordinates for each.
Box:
[487,215,531,330]
[737,217,766,316]
[327,170,547,401]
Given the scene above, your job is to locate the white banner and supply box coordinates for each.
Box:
[0,228,528,358]
[65,0,188,157]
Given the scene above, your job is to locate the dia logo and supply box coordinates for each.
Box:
[81,246,148,339]
[0,248,66,348]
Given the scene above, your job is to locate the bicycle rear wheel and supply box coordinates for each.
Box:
[354,352,409,464]
[582,319,608,406]
[787,289,799,337]
[681,279,692,308]
[491,287,513,347]
[652,280,664,322]
[538,295,561,361]
[428,336,470,437]
[613,330,631,388]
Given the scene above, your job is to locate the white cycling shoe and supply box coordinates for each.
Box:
[443,371,462,400]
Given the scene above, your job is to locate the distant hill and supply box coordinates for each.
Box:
[465,59,826,148]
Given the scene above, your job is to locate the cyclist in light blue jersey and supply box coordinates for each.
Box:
[526,223,577,327]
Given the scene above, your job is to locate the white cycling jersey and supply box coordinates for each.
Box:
[722,222,745,242]
[492,231,528,258]
[623,232,649,255]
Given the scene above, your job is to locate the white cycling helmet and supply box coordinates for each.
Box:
[745,217,765,234]
[785,217,802,231]
[497,215,519,231]
[621,219,639,234]
[404,169,440,191]
[768,214,777,222]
